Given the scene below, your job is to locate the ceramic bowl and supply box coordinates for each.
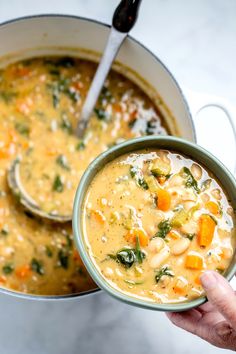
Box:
[73,136,236,311]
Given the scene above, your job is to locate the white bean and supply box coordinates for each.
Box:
[168,175,183,187]
[183,200,196,211]
[158,150,170,163]
[174,276,188,290]
[190,163,202,180]
[181,220,198,234]
[175,256,184,267]
[188,288,203,300]
[103,267,114,278]
[171,238,190,255]
[169,186,197,203]
[149,247,170,268]
[211,188,222,200]
[115,269,123,277]
[149,238,165,253]
[218,228,231,238]
[145,224,156,235]
[206,252,221,265]
[200,193,210,203]
[227,206,234,216]
[149,210,165,225]
[181,188,197,201]
[159,275,171,287]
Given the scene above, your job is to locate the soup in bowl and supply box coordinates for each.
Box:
[73,136,236,311]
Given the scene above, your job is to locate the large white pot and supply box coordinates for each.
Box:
[0,14,234,301]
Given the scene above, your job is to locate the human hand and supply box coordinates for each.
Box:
[167,271,236,351]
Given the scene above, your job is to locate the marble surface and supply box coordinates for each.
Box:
[0,1,236,353]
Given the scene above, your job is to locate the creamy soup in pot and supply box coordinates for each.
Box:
[0,56,169,295]
[83,149,235,303]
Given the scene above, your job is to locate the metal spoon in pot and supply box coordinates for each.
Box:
[8,0,143,222]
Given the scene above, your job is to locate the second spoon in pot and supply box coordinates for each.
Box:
[8,0,143,222]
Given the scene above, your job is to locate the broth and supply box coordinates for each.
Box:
[0,56,169,295]
[83,149,235,303]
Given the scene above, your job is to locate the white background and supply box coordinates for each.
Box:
[0,1,235,353]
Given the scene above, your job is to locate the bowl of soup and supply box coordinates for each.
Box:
[73,136,236,311]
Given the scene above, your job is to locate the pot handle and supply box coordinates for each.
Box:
[185,89,236,174]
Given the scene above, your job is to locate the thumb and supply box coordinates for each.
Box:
[200,271,236,328]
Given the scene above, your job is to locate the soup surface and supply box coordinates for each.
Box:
[83,149,235,303]
[0,56,168,295]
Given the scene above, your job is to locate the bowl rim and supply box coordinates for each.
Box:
[73,135,236,311]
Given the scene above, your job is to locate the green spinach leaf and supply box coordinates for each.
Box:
[181,167,200,194]
[94,108,108,120]
[15,122,30,136]
[2,264,14,275]
[58,249,69,269]
[52,175,64,192]
[153,220,172,239]
[76,140,86,150]
[186,233,195,241]
[56,155,70,171]
[130,166,149,190]
[45,246,53,258]
[31,258,44,275]
[155,266,174,283]
[108,239,146,269]
[60,114,73,134]
[0,91,17,103]
[135,236,146,264]
[0,227,8,236]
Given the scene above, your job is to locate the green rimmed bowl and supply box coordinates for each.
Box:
[73,136,236,311]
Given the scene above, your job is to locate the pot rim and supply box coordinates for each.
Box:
[0,13,195,300]
[73,135,236,311]
[0,13,196,142]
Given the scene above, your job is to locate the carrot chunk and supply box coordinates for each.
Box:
[0,148,10,159]
[186,253,203,270]
[173,277,188,294]
[73,250,81,261]
[157,189,171,211]
[0,275,6,284]
[125,228,149,247]
[46,148,59,156]
[15,265,32,279]
[205,201,220,215]
[198,214,216,247]
[194,274,202,285]
[113,103,122,113]
[15,67,31,77]
[91,210,106,224]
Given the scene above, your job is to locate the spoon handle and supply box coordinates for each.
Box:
[113,0,142,32]
[76,28,127,138]
[76,0,143,138]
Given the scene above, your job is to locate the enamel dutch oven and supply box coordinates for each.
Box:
[0,14,235,301]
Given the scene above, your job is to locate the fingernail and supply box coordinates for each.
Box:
[200,271,217,290]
